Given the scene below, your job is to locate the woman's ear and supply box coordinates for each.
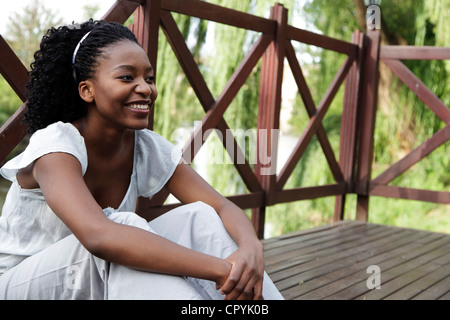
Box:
[78,80,94,103]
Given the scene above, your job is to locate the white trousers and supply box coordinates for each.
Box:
[0,201,283,300]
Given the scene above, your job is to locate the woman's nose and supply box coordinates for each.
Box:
[135,78,152,97]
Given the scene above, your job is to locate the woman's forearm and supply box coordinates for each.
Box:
[91,221,231,285]
[216,201,262,248]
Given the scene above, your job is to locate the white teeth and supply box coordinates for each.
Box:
[128,104,149,110]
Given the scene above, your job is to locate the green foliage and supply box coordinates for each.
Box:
[0,76,22,125]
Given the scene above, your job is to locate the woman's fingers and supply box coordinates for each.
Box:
[220,262,242,297]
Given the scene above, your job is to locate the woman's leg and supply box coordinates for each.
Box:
[0,203,283,300]
[149,201,284,300]
[96,210,205,300]
[0,211,203,300]
[0,234,106,300]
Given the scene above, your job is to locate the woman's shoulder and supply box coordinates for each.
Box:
[31,121,83,140]
[135,128,175,150]
[0,122,88,181]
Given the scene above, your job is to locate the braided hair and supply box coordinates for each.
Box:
[25,20,139,133]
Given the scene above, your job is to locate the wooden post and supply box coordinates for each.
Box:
[133,0,161,131]
[333,30,365,221]
[253,3,287,238]
[134,0,162,218]
[354,30,381,221]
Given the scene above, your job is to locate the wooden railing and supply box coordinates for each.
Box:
[1,0,448,238]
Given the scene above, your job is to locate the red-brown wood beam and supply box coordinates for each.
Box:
[275,183,346,204]
[276,56,353,190]
[368,185,450,204]
[355,30,381,221]
[161,0,275,35]
[334,30,365,221]
[286,25,358,57]
[253,4,288,238]
[285,40,344,184]
[372,124,450,186]
[137,31,270,219]
[159,10,263,193]
[102,0,142,23]
[382,59,450,124]
[380,46,450,60]
[0,35,30,163]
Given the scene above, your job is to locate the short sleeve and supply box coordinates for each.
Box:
[135,129,182,198]
[0,121,88,181]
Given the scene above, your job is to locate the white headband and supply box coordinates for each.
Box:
[72,31,91,64]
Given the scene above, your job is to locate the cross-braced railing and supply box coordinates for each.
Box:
[1,0,448,238]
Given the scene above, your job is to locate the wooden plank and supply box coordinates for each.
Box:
[384,258,450,300]
[274,183,346,204]
[382,59,450,123]
[0,103,29,163]
[279,229,436,299]
[372,124,450,186]
[0,35,28,101]
[266,224,392,279]
[193,34,271,156]
[355,30,380,220]
[353,247,450,300]
[267,224,399,281]
[161,0,275,34]
[160,10,263,193]
[272,225,427,294]
[368,185,450,204]
[102,0,141,24]
[334,31,365,220]
[380,46,450,60]
[320,234,450,300]
[138,32,271,217]
[286,25,358,57]
[263,220,359,249]
[255,4,287,213]
[438,288,450,300]
[262,221,450,300]
[276,56,353,189]
[264,222,381,262]
[283,230,436,298]
[285,41,344,184]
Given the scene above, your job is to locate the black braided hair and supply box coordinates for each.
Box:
[24,20,139,133]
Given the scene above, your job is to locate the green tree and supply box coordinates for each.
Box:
[0,0,64,129]
[5,0,63,69]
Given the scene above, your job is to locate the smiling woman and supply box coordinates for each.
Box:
[0,20,283,300]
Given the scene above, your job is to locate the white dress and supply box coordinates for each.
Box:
[0,122,283,300]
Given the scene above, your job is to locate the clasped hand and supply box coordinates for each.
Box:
[216,242,265,300]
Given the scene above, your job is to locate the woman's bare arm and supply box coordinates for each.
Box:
[33,152,231,285]
[166,163,265,300]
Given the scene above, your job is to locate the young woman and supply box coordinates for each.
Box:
[0,20,283,300]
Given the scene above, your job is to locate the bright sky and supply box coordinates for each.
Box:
[0,0,116,35]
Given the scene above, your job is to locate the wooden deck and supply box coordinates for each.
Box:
[263,220,450,300]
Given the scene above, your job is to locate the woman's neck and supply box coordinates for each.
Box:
[72,116,132,159]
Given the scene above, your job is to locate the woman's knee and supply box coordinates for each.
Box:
[183,201,221,225]
[107,211,153,232]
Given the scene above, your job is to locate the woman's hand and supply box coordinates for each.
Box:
[218,240,265,300]
[166,164,267,300]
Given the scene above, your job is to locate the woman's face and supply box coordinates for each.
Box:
[81,40,157,131]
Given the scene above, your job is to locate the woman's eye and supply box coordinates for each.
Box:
[119,75,133,81]
[145,76,155,83]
